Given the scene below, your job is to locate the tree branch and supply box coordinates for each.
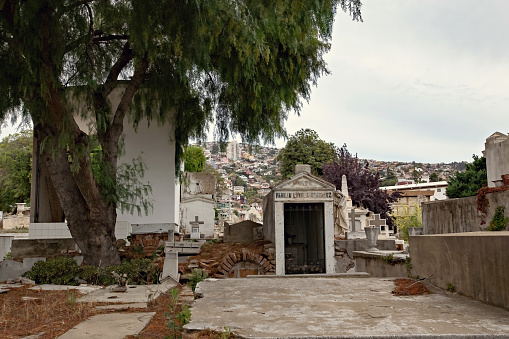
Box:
[93,35,129,43]
[103,41,132,98]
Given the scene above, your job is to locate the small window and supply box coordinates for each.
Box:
[437,188,441,192]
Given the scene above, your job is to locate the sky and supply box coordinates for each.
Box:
[274,0,509,163]
[1,0,508,164]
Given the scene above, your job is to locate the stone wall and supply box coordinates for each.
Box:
[334,239,397,257]
[410,232,509,311]
[422,190,509,234]
[11,238,79,258]
[223,220,263,243]
[353,252,408,277]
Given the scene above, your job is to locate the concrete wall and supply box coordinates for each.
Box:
[180,198,215,237]
[422,190,509,234]
[353,252,408,277]
[411,232,509,311]
[0,235,14,260]
[484,132,509,187]
[224,220,263,243]
[3,216,30,229]
[335,239,397,257]
[11,238,79,258]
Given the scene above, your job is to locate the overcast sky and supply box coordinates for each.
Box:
[275,0,509,163]
[2,1,508,164]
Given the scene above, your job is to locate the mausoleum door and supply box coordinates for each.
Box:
[283,203,325,274]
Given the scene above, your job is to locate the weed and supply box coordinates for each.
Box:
[66,289,76,305]
[3,252,12,260]
[382,253,395,265]
[165,287,191,339]
[405,257,413,277]
[446,282,455,293]
[187,268,208,294]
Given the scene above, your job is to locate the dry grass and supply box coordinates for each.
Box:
[0,285,99,339]
[393,278,433,296]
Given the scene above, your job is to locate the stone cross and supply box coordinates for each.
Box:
[190,216,204,233]
[369,214,388,237]
[349,208,357,232]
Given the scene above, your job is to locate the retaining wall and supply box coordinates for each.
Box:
[422,190,509,234]
[353,251,408,277]
[410,232,509,311]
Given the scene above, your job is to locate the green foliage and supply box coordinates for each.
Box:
[446,155,487,198]
[115,156,153,217]
[382,253,395,265]
[0,0,362,264]
[165,287,191,339]
[184,145,206,172]
[277,129,336,178]
[486,206,509,231]
[23,257,81,286]
[23,257,160,286]
[446,283,455,293]
[99,258,161,285]
[380,170,397,187]
[187,268,208,293]
[394,204,422,241]
[429,172,442,182]
[405,257,413,278]
[0,130,33,212]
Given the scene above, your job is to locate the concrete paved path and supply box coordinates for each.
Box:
[77,278,176,305]
[58,312,155,339]
[185,277,509,338]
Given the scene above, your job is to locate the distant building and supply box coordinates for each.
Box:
[226,141,241,161]
[380,181,448,216]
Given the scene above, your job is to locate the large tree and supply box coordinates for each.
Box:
[277,128,336,178]
[446,155,487,198]
[322,145,400,227]
[0,1,362,265]
[0,130,33,213]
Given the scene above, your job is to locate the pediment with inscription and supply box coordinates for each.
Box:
[274,173,335,191]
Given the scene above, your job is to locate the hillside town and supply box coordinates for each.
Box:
[201,140,463,230]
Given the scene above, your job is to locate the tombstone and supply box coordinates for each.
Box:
[369,213,389,238]
[189,216,204,239]
[162,251,179,281]
[263,164,336,275]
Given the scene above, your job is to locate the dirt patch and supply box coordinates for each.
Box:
[393,278,433,296]
[0,285,100,339]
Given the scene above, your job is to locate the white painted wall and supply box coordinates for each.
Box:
[180,198,215,237]
[117,120,178,225]
[73,87,180,226]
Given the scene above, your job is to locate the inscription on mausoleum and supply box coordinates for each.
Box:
[275,191,332,199]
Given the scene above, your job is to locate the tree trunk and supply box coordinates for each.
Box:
[33,122,121,267]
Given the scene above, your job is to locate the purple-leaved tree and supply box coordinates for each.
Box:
[322,145,400,228]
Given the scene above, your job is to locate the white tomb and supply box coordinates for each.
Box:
[263,165,339,275]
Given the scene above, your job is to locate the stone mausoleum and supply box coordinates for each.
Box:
[263,165,340,275]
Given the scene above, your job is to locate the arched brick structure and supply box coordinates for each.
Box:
[217,249,275,278]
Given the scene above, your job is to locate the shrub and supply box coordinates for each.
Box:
[23,257,161,286]
[23,257,80,285]
[486,206,509,231]
[97,258,160,285]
